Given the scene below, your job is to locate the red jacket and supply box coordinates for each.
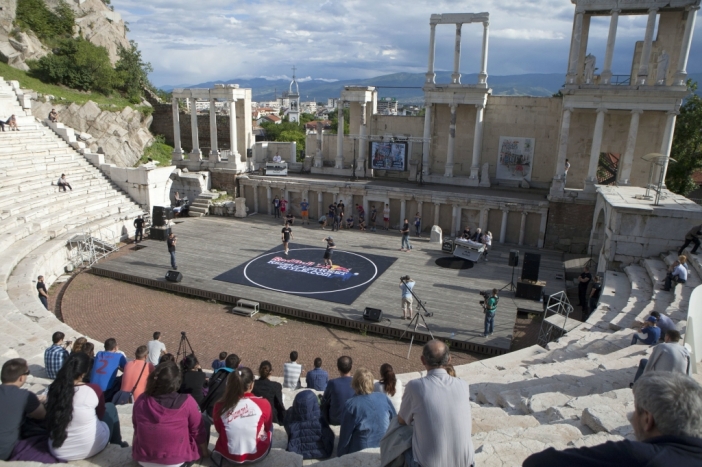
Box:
[214,393,273,463]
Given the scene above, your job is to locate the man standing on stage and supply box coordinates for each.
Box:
[323,236,335,268]
[281,221,293,255]
[300,199,309,225]
[400,276,415,320]
[370,205,377,232]
[167,233,177,270]
[134,215,145,243]
[483,289,498,337]
[272,195,281,218]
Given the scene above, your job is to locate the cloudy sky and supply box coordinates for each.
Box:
[111,0,702,87]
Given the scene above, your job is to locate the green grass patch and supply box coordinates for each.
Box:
[137,135,172,167]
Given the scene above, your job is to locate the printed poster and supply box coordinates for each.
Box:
[497,137,535,181]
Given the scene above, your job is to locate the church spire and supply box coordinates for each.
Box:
[289,65,299,95]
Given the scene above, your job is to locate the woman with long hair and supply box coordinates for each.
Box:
[338,368,396,456]
[70,337,88,354]
[178,354,206,406]
[373,363,404,411]
[251,361,286,424]
[132,361,209,466]
[46,352,126,461]
[78,342,95,383]
[212,367,273,465]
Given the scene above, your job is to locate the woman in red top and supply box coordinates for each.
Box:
[213,367,273,465]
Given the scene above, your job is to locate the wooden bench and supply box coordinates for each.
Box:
[231,299,260,317]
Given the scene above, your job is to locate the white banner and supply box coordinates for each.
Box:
[497,136,535,181]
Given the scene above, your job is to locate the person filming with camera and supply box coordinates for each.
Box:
[400,276,415,320]
[482,289,499,337]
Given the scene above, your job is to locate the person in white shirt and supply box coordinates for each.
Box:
[273,154,282,163]
[664,256,688,291]
[283,351,303,389]
[482,231,493,262]
[373,363,403,412]
[146,332,166,366]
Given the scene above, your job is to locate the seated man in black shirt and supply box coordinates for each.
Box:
[523,372,702,467]
[0,358,46,461]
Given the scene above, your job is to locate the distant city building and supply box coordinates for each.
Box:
[300,101,317,114]
[327,98,339,109]
[377,97,398,115]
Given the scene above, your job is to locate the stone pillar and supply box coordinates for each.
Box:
[426,23,437,84]
[266,186,272,215]
[358,103,367,172]
[317,191,324,218]
[469,104,485,181]
[538,210,548,248]
[416,201,423,224]
[586,107,607,185]
[455,206,462,237]
[567,11,585,83]
[422,104,432,175]
[171,97,183,161]
[253,185,259,213]
[675,6,699,86]
[363,196,369,221]
[209,98,220,162]
[600,9,620,84]
[479,207,489,231]
[518,212,528,246]
[499,209,509,244]
[434,202,441,227]
[316,122,324,168]
[302,189,309,214]
[658,111,678,185]
[550,107,573,196]
[637,8,659,85]
[618,109,643,185]
[189,97,201,159]
[335,106,344,169]
[228,99,239,157]
[478,21,489,85]
[445,104,457,177]
[400,199,407,225]
[450,205,458,237]
[451,24,462,85]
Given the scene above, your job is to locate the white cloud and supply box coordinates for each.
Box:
[491,29,565,40]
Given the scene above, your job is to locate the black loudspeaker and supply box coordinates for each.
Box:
[516,281,544,300]
[509,250,520,267]
[165,270,182,283]
[363,307,383,322]
[522,252,541,282]
[153,206,166,227]
[150,227,171,241]
[442,238,455,253]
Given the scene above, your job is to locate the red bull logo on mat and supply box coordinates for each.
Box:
[268,257,358,281]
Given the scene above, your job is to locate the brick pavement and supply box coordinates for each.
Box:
[58,263,480,376]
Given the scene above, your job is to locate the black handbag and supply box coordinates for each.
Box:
[111,361,148,405]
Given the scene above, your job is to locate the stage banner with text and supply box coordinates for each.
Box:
[369,141,407,171]
[497,136,535,181]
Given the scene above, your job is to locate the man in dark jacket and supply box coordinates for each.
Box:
[200,353,240,421]
[320,356,354,425]
[284,390,334,460]
[523,372,702,467]
[305,357,329,391]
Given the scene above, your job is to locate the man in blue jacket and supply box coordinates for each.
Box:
[320,356,354,425]
[305,357,329,391]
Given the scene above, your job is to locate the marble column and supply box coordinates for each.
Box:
[518,212,528,246]
[470,104,485,180]
[451,205,459,237]
[600,9,620,84]
[637,8,658,85]
[675,6,699,85]
[618,109,643,185]
[478,21,489,85]
[302,190,309,215]
[479,207,489,232]
[171,97,183,161]
[317,191,324,219]
[416,201,423,224]
[455,206,462,237]
[445,104,457,177]
[499,209,509,244]
[336,106,344,168]
[587,107,607,184]
[363,196,369,221]
[189,97,201,159]
[253,185,259,214]
[553,107,573,192]
[422,104,432,175]
[426,23,437,84]
[209,98,220,162]
[357,103,367,172]
[538,210,548,248]
[400,199,407,225]
[266,186,272,215]
[567,11,585,83]
[228,99,239,157]
[658,111,678,186]
[451,24,462,85]
[433,202,441,227]
[316,122,324,167]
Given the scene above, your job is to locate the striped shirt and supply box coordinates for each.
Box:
[283,362,303,389]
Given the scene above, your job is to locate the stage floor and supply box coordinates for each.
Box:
[91,215,566,355]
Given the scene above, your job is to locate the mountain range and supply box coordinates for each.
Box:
[160,71,702,104]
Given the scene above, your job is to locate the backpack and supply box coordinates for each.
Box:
[199,367,233,413]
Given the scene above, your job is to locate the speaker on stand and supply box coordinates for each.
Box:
[501,250,519,292]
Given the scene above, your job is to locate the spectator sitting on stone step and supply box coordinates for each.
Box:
[631,317,661,346]
[200,353,240,423]
[0,358,49,462]
[338,368,396,456]
[118,345,153,402]
[178,354,206,407]
[212,351,227,371]
[283,351,303,389]
[251,361,287,425]
[44,331,71,379]
[89,338,126,402]
[285,212,295,225]
[132,361,210,466]
[321,356,355,426]
[523,372,702,467]
[374,363,403,412]
[48,109,58,123]
[8,115,18,131]
[57,174,72,192]
[306,357,329,392]
[284,389,334,460]
[632,330,691,386]
[397,339,474,467]
[664,255,688,292]
[650,311,676,340]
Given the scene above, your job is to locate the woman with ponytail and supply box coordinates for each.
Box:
[373,363,403,411]
[46,352,126,461]
[212,367,273,465]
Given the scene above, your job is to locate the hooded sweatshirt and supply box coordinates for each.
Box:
[284,390,334,459]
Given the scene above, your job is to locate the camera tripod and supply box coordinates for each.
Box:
[500,264,517,292]
[398,279,434,359]
[176,331,196,364]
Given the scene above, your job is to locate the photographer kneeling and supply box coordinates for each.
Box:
[400,276,415,320]
[481,289,498,337]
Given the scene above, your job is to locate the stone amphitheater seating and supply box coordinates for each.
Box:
[1,77,701,466]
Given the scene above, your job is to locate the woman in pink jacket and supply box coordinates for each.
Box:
[132,361,209,467]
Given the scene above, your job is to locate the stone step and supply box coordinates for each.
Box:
[0,163,100,190]
[0,176,107,205]
[0,141,68,153]
[608,264,652,331]
[585,270,631,332]
[661,251,701,316]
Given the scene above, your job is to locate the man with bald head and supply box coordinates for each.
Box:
[398,339,474,467]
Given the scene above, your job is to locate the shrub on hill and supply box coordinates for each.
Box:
[667,80,702,196]
[115,41,154,104]
[16,0,74,43]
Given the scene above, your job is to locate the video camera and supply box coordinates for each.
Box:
[400,275,411,282]
[479,290,492,306]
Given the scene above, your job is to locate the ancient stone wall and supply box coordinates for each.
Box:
[210,170,238,196]
[544,200,596,253]
[151,103,238,154]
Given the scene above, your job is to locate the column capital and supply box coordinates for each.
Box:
[449,103,458,112]
[522,211,528,216]
[475,103,485,110]
[687,5,701,11]
[610,8,621,15]
[596,106,608,114]
[667,110,680,116]
[631,108,644,115]
[648,7,659,14]
[482,21,489,27]
[456,23,463,30]
[563,106,574,113]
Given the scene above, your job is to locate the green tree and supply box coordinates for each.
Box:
[329,108,350,134]
[16,0,74,42]
[667,80,702,196]
[115,41,154,103]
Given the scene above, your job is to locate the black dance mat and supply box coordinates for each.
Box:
[435,256,474,270]
[214,243,397,305]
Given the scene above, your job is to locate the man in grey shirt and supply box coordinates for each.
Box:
[398,340,474,467]
[633,330,690,384]
[650,311,676,340]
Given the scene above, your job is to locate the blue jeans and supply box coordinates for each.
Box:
[39,296,48,310]
[631,335,650,346]
[415,224,421,236]
[634,358,648,382]
[333,217,340,231]
[102,403,123,444]
[484,313,495,336]
[170,251,177,269]
[402,235,412,250]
